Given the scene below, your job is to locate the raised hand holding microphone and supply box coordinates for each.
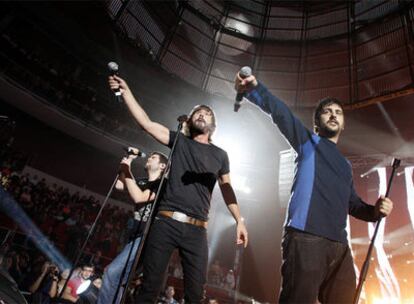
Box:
[123,146,147,158]
[107,63,134,104]
[117,147,143,188]
[108,62,122,103]
[234,66,258,112]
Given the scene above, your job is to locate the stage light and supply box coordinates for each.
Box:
[372,297,399,304]
[404,167,414,231]
[0,187,70,270]
[397,170,405,177]
[76,280,91,295]
[76,279,99,304]
[360,166,377,178]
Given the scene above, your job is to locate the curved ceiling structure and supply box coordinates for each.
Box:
[108,0,413,107]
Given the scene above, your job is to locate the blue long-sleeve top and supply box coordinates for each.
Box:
[246,83,379,244]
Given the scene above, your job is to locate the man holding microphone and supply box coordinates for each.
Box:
[234,69,393,303]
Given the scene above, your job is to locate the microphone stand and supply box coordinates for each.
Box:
[118,116,187,304]
[111,193,151,303]
[58,172,120,299]
[353,158,401,304]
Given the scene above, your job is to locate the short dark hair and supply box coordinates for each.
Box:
[313,97,344,132]
[81,263,95,270]
[151,152,168,168]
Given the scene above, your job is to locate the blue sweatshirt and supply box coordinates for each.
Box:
[247,83,378,244]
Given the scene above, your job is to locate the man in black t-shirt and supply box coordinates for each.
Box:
[97,150,167,304]
[108,75,248,303]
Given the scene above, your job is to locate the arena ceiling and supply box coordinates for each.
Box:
[106,0,414,161]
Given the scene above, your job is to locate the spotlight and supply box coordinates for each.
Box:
[396,170,405,177]
[76,279,99,304]
[360,166,377,178]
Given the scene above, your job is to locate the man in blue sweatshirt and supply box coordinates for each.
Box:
[235,73,393,303]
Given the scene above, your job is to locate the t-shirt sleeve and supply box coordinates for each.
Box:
[218,151,230,176]
[149,179,161,193]
[168,131,178,148]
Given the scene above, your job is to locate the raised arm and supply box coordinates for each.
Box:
[108,75,170,145]
[118,156,156,204]
[218,173,248,248]
[29,261,49,293]
[235,73,313,152]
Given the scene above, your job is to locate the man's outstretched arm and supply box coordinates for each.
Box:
[234,73,313,152]
[108,75,170,145]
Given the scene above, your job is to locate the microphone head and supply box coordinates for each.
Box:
[177,115,188,123]
[123,147,146,158]
[239,66,252,78]
[107,61,119,73]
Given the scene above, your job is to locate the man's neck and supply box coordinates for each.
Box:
[327,136,339,144]
[192,133,210,144]
[317,131,340,144]
[148,170,161,181]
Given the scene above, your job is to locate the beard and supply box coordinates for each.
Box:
[318,122,340,138]
[189,119,213,136]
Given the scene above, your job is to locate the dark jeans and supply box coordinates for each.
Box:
[279,228,356,304]
[136,215,208,303]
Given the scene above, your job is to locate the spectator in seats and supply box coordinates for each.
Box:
[49,268,70,299]
[19,186,32,204]
[10,250,31,286]
[208,298,219,304]
[208,260,223,286]
[0,252,13,272]
[89,250,104,274]
[172,262,183,279]
[159,286,179,304]
[63,263,94,303]
[92,277,103,289]
[224,269,236,290]
[28,260,59,304]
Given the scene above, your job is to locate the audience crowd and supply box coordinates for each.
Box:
[0,22,139,142]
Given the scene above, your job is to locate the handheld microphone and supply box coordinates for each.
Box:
[234,66,252,112]
[107,62,122,103]
[177,115,188,124]
[123,147,147,158]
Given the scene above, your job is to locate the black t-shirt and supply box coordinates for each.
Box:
[128,178,161,239]
[159,131,230,221]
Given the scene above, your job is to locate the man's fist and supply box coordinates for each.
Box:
[374,195,393,218]
[234,72,258,94]
[108,75,130,95]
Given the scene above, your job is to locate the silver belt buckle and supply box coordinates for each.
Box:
[171,211,188,223]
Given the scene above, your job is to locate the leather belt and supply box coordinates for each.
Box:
[158,211,208,228]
